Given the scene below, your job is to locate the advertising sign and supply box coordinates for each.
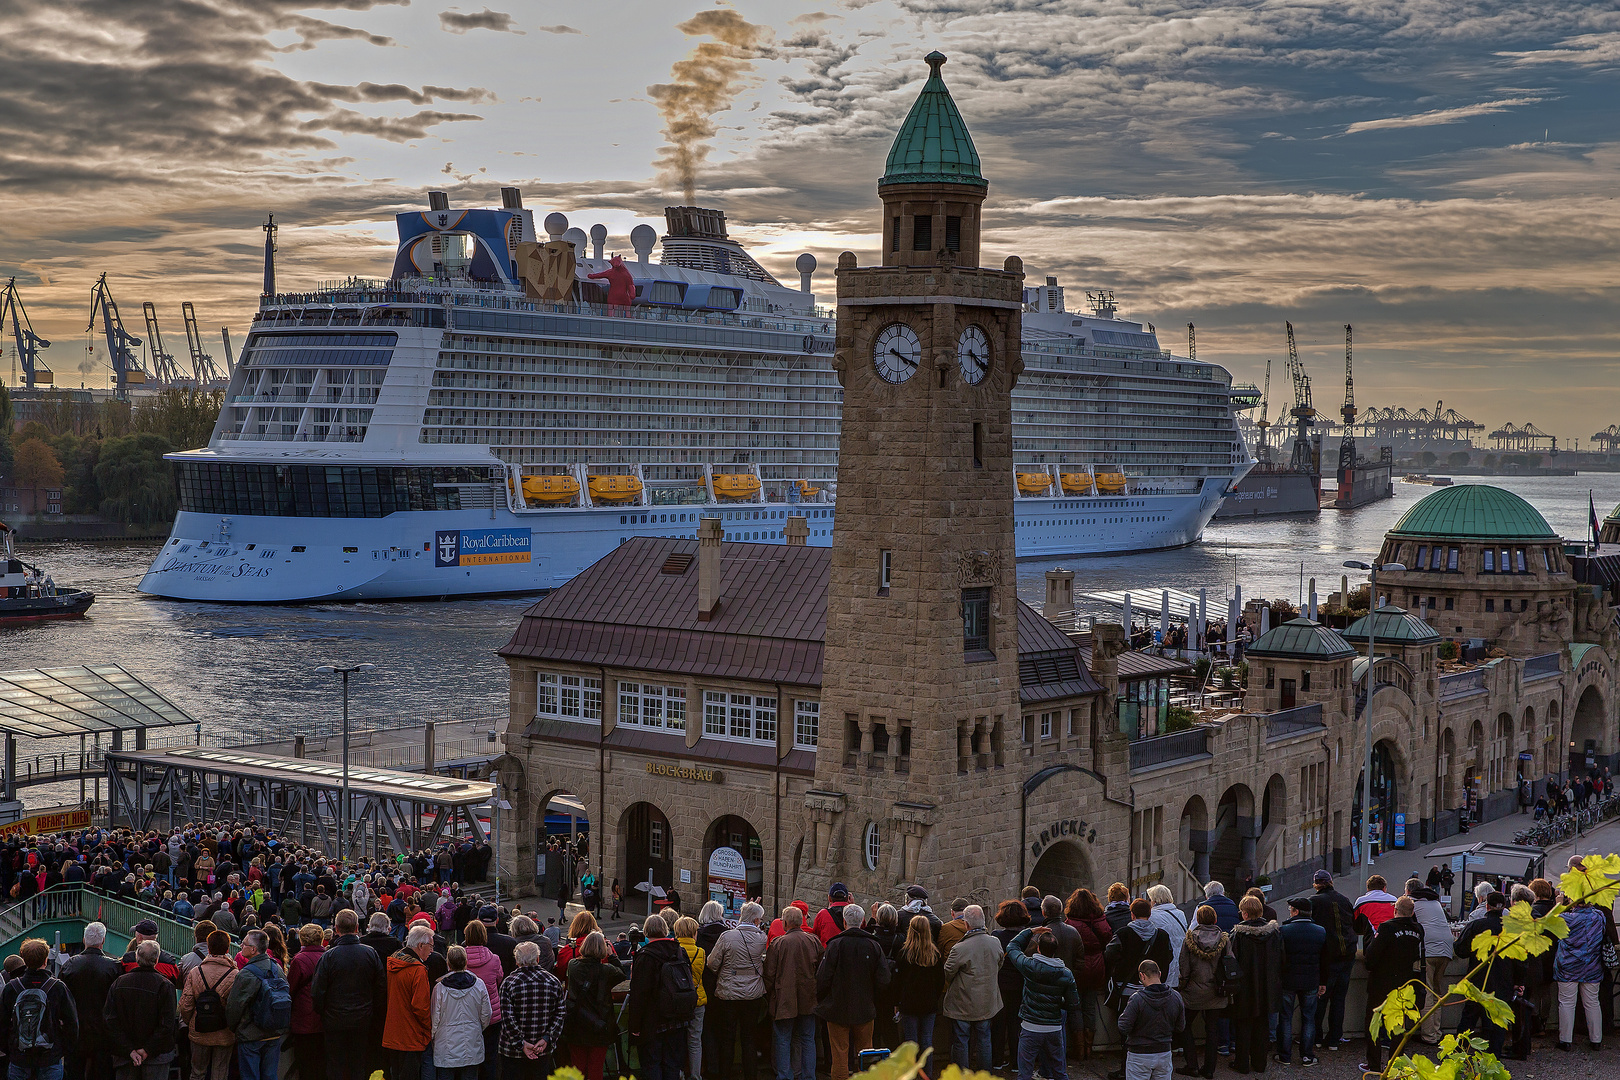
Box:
[706,845,748,918]
[1393,813,1406,849]
[435,528,531,567]
[0,808,92,840]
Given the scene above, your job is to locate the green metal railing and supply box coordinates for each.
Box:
[0,884,220,957]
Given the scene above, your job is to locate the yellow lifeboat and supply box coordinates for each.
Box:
[587,475,643,502]
[713,473,762,500]
[796,479,820,499]
[1095,471,1128,495]
[1059,473,1093,496]
[518,475,580,503]
[1016,472,1053,495]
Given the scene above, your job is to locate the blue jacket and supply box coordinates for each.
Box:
[1277,915,1327,991]
[1204,894,1240,932]
[1006,929,1080,1026]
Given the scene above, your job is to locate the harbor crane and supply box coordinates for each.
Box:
[181,302,226,385]
[1284,321,1318,476]
[1255,350,1274,465]
[140,303,186,386]
[87,274,145,398]
[1338,324,1357,478]
[1591,425,1620,453]
[0,279,51,388]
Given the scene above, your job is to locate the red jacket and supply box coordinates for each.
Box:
[1067,914,1112,991]
[812,902,850,947]
[289,942,325,1034]
[769,901,811,945]
[1353,891,1398,937]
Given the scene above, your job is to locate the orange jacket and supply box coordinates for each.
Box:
[382,951,432,1051]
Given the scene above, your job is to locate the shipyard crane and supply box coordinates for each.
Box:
[140,303,186,386]
[1338,324,1357,477]
[1187,323,1195,362]
[181,302,225,385]
[1592,425,1620,453]
[1255,350,1274,465]
[87,274,145,398]
[0,279,51,388]
[1284,321,1317,476]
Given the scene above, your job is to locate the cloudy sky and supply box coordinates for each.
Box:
[3,0,1619,444]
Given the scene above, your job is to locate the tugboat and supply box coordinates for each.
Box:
[0,522,94,624]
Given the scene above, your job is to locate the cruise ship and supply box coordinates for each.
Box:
[138,193,1253,602]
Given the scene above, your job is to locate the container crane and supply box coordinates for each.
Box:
[1338,324,1357,478]
[1255,351,1274,465]
[181,302,225,385]
[0,279,51,388]
[1284,321,1319,478]
[140,303,186,386]
[87,274,145,398]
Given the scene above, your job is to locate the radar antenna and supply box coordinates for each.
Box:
[262,214,279,296]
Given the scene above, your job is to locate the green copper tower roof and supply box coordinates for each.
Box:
[1246,618,1358,660]
[1386,485,1557,541]
[880,52,987,190]
[1341,605,1442,646]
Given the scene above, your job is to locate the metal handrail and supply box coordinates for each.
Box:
[1266,702,1325,740]
[1439,668,1488,698]
[1130,727,1211,771]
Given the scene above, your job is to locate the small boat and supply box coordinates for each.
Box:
[1060,472,1094,496]
[517,475,581,503]
[587,475,643,502]
[1095,470,1128,495]
[1016,472,1053,495]
[712,473,761,500]
[0,523,94,625]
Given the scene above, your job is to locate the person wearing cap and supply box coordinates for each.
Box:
[482,907,518,978]
[899,886,943,942]
[1307,871,1355,1054]
[119,921,182,989]
[1274,896,1324,1066]
[938,898,971,956]
[812,885,853,948]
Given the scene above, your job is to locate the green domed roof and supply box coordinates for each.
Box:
[1386,484,1556,542]
[880,52,987,190]
[1606,502,1620,524]
[1341,605,1442,646]
[1247,618,1358,660]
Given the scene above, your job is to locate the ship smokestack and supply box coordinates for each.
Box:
[500,187,523,209]
[428,191,450,210]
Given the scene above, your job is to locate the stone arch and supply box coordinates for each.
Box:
[1028,839,1095,898]
[1178,795,1210,891]
[618,801,673,913]
[1257,774,1288,877]
[1570,684,1607,776]
[1493,712,1514,792]
[534,785,591,891]
[702,813,764,916]
[1353,740,1401,857]
[1210,784,1256,891]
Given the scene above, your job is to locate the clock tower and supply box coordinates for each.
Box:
[800,52,1026,901]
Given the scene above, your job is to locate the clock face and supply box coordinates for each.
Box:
[957,325,990,384]
[873,323,921,383]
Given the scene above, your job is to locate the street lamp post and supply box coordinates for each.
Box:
[1344,560,1404,870]
[316,663,376,865]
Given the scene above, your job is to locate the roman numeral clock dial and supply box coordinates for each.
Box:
[873,322,921,383]
[957,325,989,384]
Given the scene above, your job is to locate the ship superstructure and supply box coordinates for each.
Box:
[139,194,1251,602]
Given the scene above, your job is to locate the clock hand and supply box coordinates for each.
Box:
[890,348,917,368]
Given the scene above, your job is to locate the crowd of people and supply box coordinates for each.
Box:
[1528,769,1615,819]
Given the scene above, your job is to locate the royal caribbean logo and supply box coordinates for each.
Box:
[435,528,531,568]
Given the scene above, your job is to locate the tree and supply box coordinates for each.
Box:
[93,432,176,525]
[1447,451,1470,468]
[133,388,222,451]
[1419,451,1437,467]
[11,437,64,510]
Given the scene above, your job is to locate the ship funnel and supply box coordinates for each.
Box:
[500,187,523,209]
[428,190,450,210]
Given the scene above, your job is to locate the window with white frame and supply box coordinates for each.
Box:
[794,701,819,747]
[727,693,777,743]
[650,820,665,858]
[704,691,728,736]
[538,672,601,723]
[863,821,880,870]
[1040,711,1055,740]
[617,682,687,730]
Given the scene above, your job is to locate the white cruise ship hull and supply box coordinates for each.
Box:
[139,481,1227,602]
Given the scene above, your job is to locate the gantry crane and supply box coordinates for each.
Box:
[1285,321,1318,476]
[181,303,225,385]
[140,303,186,386]
[1254,351,1274,465]
[0,279,51,388]
[87,274,145,397]
[1338,324,1357,477]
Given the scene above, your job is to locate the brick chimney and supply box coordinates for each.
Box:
[698,517,723,621]
[1043,567,1074,622]
[784,515,808,546]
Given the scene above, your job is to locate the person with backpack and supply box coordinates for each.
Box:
[625,914,694,1080]
[104,940,180,1080]
[179,931,237,1080]
[0,938,79,1080]
[224,930,291,1080]
[499,940,568,1080]
[60,922,120,1080]
[381,926,435,1080]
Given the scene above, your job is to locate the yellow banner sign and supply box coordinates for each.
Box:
[0,808,92,840]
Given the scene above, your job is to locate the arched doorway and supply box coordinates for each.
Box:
[1352,741,1398,859]
[535,790,590,898]
[1029,839,1094,898]
[1210,784,1255,890]
[620,802,673,916]
[1518,708,1535,783]
[1570,685,1606,776]
[1259,774,1287,878]
[703,815,763,918]
[1178,796,1210,891]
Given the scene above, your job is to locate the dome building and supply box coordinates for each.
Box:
[1374,485,1572,654]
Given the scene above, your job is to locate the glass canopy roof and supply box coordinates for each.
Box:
[0,665,196,739]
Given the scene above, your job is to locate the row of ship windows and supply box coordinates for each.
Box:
[175,464,497,517]
[536,673,821,749]
[435,365,841,395]
[617,508,831,525]
[424,394,841,419]
[419,427,840,450]
[1020,515,1169,527]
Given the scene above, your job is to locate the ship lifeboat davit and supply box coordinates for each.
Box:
[1059,473,1093,496]
[796,479,820,499]
[518,475,581,503]
[1016,472,1053,495]
[713,473,762,500]
[1095,471,1128,495]
[587,475,643,502]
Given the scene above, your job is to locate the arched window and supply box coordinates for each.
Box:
[863,822,880,871]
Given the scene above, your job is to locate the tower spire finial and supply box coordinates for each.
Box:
[925,50,946,78]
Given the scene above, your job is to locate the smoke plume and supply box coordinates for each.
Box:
[647,8,773,204]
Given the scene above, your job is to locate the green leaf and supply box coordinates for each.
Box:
[1558,853,1620,909]
[1451,978,1514,1030]
[1469,930,1499,962]
[1376,984,1420,1039]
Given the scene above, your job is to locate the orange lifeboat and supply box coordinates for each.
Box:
[1060,473,1093,495]
[713,473,762,500]
[519,475,580,503]
[587,475,643,502]
[1016,472,1053,495]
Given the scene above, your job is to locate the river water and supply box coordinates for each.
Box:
[3,474,1612,748]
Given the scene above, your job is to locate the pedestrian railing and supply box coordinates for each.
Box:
[1439,668,1487,699]
[1129,727,1211,772]
[1522,652,1562,680]
[0,884,214,956]
[1266,703,1325,741]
